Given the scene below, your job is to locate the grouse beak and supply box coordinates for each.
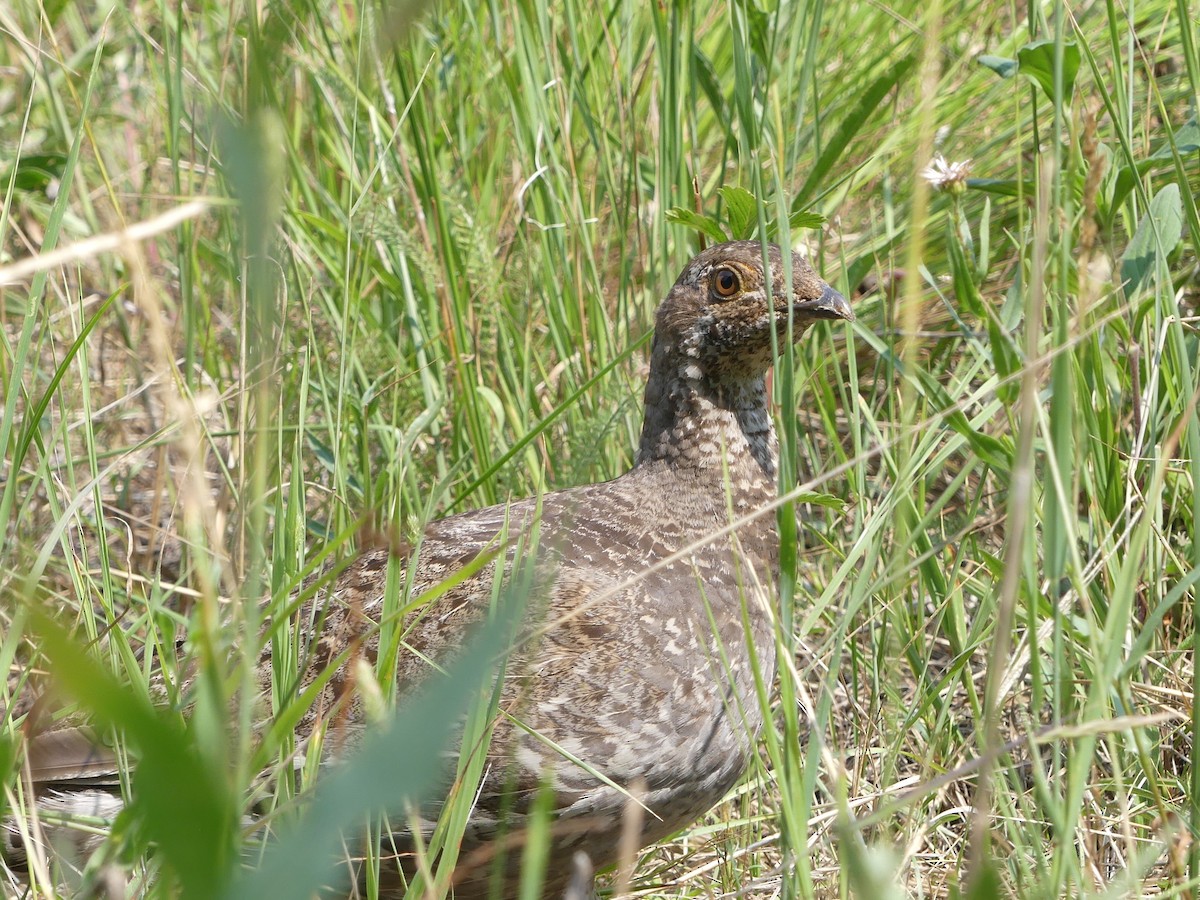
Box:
[793,283,854,322]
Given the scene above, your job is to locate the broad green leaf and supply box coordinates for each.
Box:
[306,434,339,471]
[742,2,772,65]
[2,152,69,193]
[976,55,1017,78]
[795,491,847,511]
[516,781,557,900]
[1120,183,1183,299]
[966,178,1034,198]
[1111,116,1200,214]
[218,110,286,260]
[225,599,516,899]
[30,610,239,900]
[1016,39,1081,101]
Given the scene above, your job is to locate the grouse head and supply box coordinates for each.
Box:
[654,240,853,380]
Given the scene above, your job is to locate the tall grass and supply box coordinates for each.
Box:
[1,0,1197,897]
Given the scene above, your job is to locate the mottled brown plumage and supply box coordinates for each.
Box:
[282,241,852,895]
[8,241,852,898]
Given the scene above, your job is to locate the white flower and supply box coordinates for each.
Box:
[921,153,973,193]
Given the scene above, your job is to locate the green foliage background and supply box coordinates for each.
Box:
[1,0,1198,896]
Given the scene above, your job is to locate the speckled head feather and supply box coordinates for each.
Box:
[653,240,853,379]
[638,241,851,480]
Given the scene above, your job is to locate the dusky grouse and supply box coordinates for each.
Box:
[7,240,853,898]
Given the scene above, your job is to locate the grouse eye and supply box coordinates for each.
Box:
[711,267,740,299]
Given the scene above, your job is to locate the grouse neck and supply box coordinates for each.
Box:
[635,357,779,489]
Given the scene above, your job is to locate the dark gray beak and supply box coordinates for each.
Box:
[794,283,854,322]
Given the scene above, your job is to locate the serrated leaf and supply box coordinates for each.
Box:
[763,209,827,243]
[718,185,759,241]
[1016,39,1081,101]
[1120,183,1183,299]
[977,55,1018,78]
[786,210,827,231]
[665,207,729,244]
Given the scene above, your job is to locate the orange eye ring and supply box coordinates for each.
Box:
[711,267,740,299]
